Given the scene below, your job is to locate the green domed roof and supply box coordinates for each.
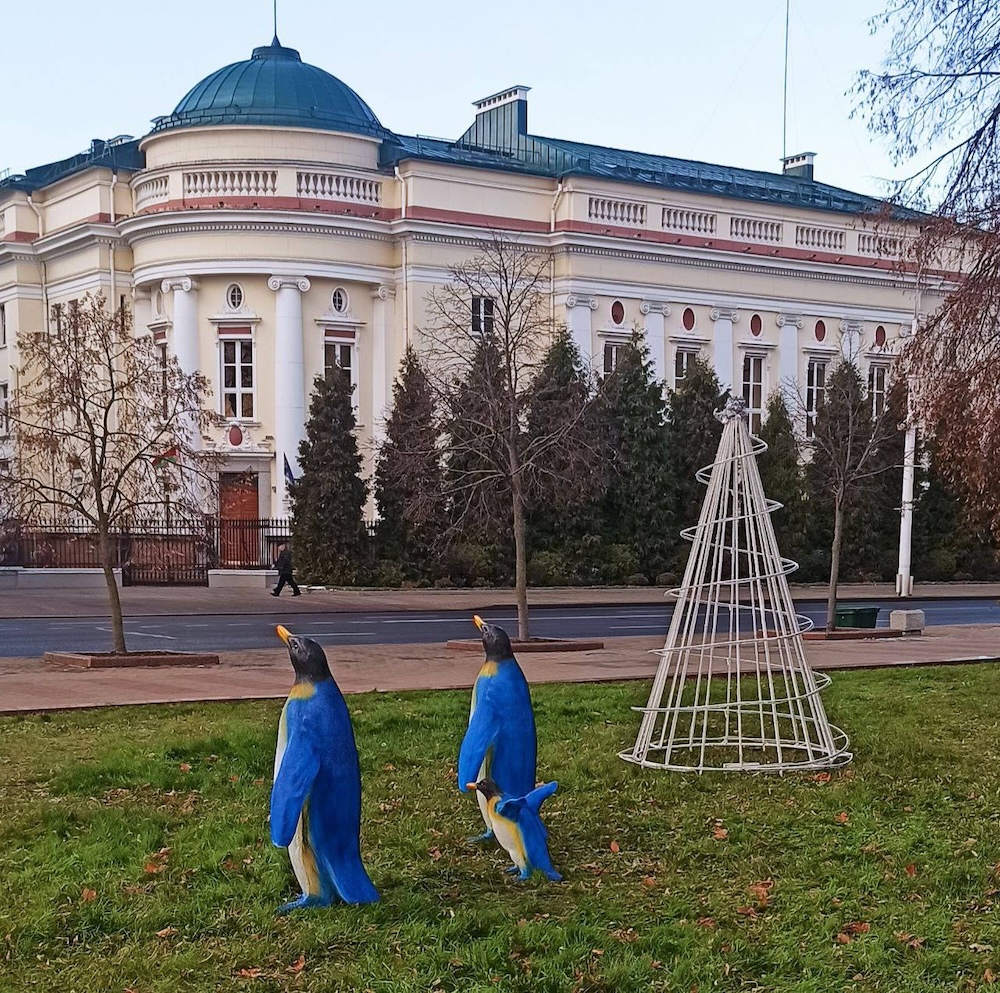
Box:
[155,38,388,137]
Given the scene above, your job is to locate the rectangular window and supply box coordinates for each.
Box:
[674,348,698,388]
[869,364,889,418]
[742,354,765,433]
[805,359,827,438]
[324,341,354,382]
[471,296,494,335]
[0,383,8,437]
[0,303,6,346]
[603,340,626,378]
[222,339,255,420]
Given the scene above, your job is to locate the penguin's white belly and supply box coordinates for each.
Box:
[490,812,527,869]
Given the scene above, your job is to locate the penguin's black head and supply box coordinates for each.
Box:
[465,776,501,800]
[276,625,332,683]
[472,614,514,663]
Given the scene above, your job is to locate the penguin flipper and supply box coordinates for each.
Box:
[329,862,380,905]
[524,781,558,814]
[457,708,500,789]
[270,745,320,847]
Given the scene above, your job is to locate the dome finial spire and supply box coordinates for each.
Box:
[272,0,278,42]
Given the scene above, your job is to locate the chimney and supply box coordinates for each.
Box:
[781,151,816,182]
[459,85,531,152]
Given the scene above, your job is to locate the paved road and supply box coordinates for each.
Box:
[2,598,998,657]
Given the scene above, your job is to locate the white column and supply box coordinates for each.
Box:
[161,277,200,376]
[370,284,395,446]
[641,302,667,384]
[777,314,800,390]
[565,295,597,366]
[161,277,201,454]
[896,420,917,597]
[268,275,310,511]
[710,307,737,393]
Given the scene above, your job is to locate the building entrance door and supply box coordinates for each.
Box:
[219,471,261,567]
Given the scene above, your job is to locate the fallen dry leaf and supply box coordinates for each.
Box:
[610,840,620,853]
[905,863,918,877]
[748,879,774,907]
[812,772,832,783]
[428,848,442,861]
[736,906,757,918]
[835,932,852,945]
[155,926,178,938]
[835,812,850,825]
[696,917,717,929]
[237,967,263,978]
[712,826,728,840]
[845,921,870,935]
[144,863,165,875]
[81,888,97,902]
[984,968,996,984]
[641,876,656,888]
[383,763,396,771]
[179,763,191,773]
[286,955,306,974]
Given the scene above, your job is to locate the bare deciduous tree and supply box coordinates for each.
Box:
[8,295,217,653]
[858,1,1000,532]
[795,360,897,632]
[418,234,602,639]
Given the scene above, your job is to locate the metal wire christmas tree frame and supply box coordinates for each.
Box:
[620,397,851,773]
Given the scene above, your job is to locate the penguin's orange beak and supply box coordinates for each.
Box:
[276,624,292,644]
[465,782,480,791]
[473,615,485,631]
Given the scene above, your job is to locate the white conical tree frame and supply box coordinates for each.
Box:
[621,397,851,773]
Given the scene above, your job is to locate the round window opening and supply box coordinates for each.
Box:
[875,324,887,347]
[682,307,696,331]
[815,320,827,342]
[226,283,244,311]
[331,288,349,314]
[153,290,163,316]
[750,313,762,336]
[611,300,625,325]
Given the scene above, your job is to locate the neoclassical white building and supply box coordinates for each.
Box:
[0,37,936,526]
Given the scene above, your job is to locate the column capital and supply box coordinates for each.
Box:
[640,301,670,317]
[565,294,598,311]
[372,284,396,301]
[711,307,739,323]
[776,313,804,329]
[268,275,311,293]
[161,276,199,294]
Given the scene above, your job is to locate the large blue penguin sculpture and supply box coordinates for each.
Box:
[270,624,379,911]
[458,615,537,841]
[467,777,562,881]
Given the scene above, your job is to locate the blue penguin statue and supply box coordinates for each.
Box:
[458,615,537,842]
[270,624,379,911]
[467,777,562,881]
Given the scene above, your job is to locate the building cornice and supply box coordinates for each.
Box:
[134,259,394,290]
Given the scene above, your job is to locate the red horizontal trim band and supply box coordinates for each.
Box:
[405,204,550,232]
[217,325,253,336]
[1,231,38,243]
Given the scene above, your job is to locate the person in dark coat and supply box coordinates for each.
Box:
[271,542,301,597]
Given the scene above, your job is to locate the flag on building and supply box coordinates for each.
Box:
[152,445,180,469]
[284,455,296,488]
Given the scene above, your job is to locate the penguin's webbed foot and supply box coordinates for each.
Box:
[516,868,533,881]
[466,829,495,844]
[276,893,332,914]
[505,865,520,875]
[545,869,564,882]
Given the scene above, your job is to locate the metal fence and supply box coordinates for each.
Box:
[0,518,294,585]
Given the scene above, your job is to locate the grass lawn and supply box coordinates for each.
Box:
[2,666,1000,992]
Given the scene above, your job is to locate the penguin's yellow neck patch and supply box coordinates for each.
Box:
[478,661,498,678]
[288,682,316,700]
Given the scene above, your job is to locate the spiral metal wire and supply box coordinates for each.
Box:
[620,397,852,773]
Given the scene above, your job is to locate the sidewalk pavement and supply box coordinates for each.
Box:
[2,581,1000,619]
[1,623,997,716]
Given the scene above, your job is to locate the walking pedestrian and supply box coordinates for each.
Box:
[271,542,301,597]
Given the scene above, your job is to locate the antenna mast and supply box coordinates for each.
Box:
[782,0,790,161]
[273,0,278,38]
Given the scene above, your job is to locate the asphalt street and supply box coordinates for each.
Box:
[1,598,998,657]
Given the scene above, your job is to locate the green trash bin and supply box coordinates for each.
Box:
[835,606,879,629]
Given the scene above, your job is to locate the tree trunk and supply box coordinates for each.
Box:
[825,496,844,635]
[100,527,127,654]
[510,473,530,641]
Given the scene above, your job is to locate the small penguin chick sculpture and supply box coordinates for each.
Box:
[467,777,562,882]
[270,624,379,911]
[458,615,537,843]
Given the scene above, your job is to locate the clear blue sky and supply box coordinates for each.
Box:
[3,0,910,198]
